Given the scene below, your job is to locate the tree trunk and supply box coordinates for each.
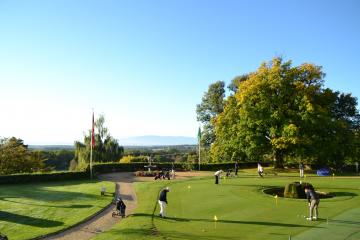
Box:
[273,151,284,169]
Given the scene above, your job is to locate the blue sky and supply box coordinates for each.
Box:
[0,0,359,144]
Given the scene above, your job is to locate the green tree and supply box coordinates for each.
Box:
[211,57,360,168]
[196,81,225,146]
[73,115,124,170]
[0,137,44,174]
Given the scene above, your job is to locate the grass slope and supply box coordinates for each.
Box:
[0,180,114,240]
[94,171,360,240]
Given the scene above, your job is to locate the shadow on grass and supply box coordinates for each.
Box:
[328,219,360,225]
[132,213,322,228]
[0,210,63,227]
[0,181,110,203]
[331,192,358,197]
[104,228,238,240]
[0,197,93,208]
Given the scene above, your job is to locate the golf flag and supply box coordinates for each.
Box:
[91,112,95,148]
[197,127,202,141]
[214,215,218,221]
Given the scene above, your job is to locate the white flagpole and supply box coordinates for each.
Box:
[198,138,201,171]
[90,110,94,180]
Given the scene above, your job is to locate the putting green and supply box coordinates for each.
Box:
[94,174,360,240]
[293,207,360,240]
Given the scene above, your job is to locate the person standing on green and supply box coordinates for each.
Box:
[299,162,304,178]
[234,161,239,176]
[304,186,320,221]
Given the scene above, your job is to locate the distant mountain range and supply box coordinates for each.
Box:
[118,135,197,146]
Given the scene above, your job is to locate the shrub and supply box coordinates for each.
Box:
[284,182,313,199]
[120,155,148,163]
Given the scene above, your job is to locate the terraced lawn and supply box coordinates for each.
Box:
[0,180,114,240]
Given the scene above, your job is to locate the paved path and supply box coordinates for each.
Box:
[43,172,137,240]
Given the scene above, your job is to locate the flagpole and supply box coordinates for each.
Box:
[90,141,93,180]
[90,110,94,180]
[198,143,201,171]
[198,127,201,171]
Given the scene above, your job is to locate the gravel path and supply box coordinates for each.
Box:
[41,171,210,240]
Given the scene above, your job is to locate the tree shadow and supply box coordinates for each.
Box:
[331,192,358,197]
[0,210,63,227]
[0,180,114,203]
[132,213,323,228]
[0,197,93,208]
[328,219,360,225]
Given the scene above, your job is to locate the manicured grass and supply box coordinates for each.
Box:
[0,180,114,240]
[94,171,360,240]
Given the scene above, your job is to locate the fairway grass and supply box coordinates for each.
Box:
[94,172,360,240]
[0,180,114,240]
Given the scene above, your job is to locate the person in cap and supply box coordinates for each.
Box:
[158,187,170,218]
[214,170,223,184]
[304,186,320,220]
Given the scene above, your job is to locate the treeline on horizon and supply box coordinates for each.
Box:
[0,134,198,175]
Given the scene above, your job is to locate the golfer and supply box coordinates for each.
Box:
[158,187,170,218]
[304,186,320,220]
[257,163,264,177]
[235,161,239,176]
[299,162,304,178]
[214,170,223,184]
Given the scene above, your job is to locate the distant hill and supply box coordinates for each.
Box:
[29,145,74,151]
[118,135,197,146]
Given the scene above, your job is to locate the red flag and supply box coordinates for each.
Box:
[91,112,95,148]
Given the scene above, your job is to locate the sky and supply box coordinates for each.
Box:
[0,0,359,145]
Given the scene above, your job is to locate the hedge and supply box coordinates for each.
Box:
[92,162,268,174]
[0,162,269,184]
[0,171,88,185]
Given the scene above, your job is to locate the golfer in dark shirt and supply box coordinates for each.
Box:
[158,187,170,218]
[305,186,320,220]
[235,161,239,176]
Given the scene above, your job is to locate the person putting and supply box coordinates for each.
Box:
[304,185,320,221]
[214,170,223,184]
[158,187,170,218]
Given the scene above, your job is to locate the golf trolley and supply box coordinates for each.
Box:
[112,196,126,218]
[0,233,8,240]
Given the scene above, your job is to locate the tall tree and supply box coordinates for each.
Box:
[196,81,225,146]
[211,57,360,168]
